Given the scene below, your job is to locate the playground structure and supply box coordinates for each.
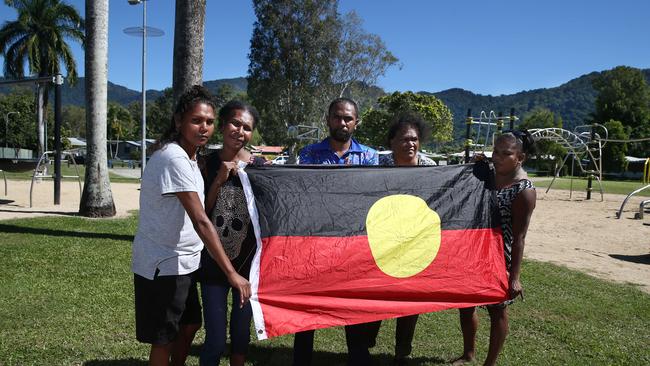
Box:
[463,109,518,162]
[527,124,605,201]
[464,109,605,200]
[0,75,66,205]
[29,151,83,207]
[613,155,650,220]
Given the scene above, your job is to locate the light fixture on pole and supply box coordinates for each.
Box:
[4,111,20,159]
[124,0,164,178]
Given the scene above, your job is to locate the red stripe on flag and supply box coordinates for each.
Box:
[255,228,508,338]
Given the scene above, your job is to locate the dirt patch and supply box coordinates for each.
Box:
[527,188,649,293]
[0,179,140,220]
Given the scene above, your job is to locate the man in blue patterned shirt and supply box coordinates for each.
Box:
[298,97,378,165]
[293,98,377,366]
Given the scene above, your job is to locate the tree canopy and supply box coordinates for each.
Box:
[592,66,650,157]
[356,91,454,149]
[601,119,628,173]
[519,108,566,174]
[0,88,36,150]
[0,0,85,83]
[247,0,398,146]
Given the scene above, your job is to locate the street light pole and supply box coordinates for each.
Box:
[140,0,146,178]
[125,0,163,178]
[4,111,20,159]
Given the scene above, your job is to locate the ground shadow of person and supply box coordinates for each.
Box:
[227,342,448,365]
[609,253,650,265]
[83,358,146,366]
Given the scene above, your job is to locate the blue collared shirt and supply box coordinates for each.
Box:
[298,137,379,165]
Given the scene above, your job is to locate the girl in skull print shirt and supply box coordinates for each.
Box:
[199,100,264,366]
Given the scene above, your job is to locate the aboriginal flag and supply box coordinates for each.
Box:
[239,163,507,340]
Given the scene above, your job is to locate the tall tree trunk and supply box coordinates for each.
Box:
[36,84,45,157]
[172,0,206,105]
[79,0,115,217]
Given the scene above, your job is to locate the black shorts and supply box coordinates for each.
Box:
[134,271,202,344]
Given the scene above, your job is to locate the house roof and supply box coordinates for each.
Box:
[251,145,284,154]
[625,156,649,163]
[67,137,86,147]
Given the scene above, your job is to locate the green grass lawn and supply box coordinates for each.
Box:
[0,215,649,365]
[533,177,650,197]
[1,163,139,183]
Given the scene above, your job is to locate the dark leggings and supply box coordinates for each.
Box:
[367,315,419,359]
[199,283,252,365]
[293,323,373,366]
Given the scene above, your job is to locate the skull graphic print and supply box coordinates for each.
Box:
[210,180,251,259]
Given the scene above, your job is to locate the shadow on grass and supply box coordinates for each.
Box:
[236,344,446,365]
[82,343,448,366]
[0,208,79,216]
[0,223,134,241]
[84,359,146,366]
[610,253,650,265]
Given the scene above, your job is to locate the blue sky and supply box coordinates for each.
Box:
[1,0,648,96]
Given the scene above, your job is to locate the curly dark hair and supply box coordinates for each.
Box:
[498,129,536,155]
[155,85,217,149]
[386,111,430,147]
[218,100,260,130]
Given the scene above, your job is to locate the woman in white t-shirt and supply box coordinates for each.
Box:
[132,85,250,366]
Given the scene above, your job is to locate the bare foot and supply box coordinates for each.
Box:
[451,354,475,366]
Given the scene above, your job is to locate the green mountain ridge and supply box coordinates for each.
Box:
[429,69,650,137]
[2,68,648,139]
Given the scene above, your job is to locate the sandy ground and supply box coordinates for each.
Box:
[1,176,649,293]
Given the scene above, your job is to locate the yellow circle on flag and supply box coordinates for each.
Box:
[366,194,441,278]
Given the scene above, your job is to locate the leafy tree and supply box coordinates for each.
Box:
[247,0,398,146]
[128,88,174,142]
[0,88,36,151]
[248,0,338,145]
[520,107,563,130]
[601,119,628,173]
[149,87,174,138]
[520,108,566,175]
[62,105,86,137]
[107,102,136,159]
[214,83,247,108]
[357,91,453,149]
[592,66,650,157]
[79,0,115,217]
[330,12,398,98]
[0,0,85,155]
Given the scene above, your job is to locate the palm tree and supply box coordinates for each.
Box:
[79,0,115,217]
[0,0,84,156]
[172,0,206,104]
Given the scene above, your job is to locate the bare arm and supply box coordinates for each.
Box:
[508,187,536,300]
[176,191,251,307]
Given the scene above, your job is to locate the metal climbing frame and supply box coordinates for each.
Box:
[615,183,650,219]
[30,151,82,207]
[528,125,606,201]
[464,109,518,162]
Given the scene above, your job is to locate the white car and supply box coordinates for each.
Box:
[272,155,289,165]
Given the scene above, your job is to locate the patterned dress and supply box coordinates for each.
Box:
[379,152,437,166]
[496,178,535,270]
